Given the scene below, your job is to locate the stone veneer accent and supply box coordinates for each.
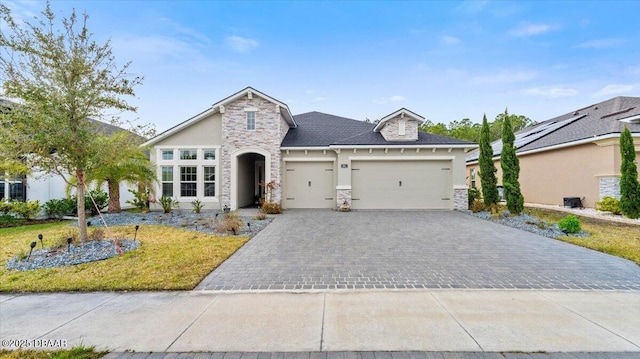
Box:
[221,95,288,208]
[453,187,468,210]
[336,188,352,211]
[379,116,419,141]
[599,176,621,200]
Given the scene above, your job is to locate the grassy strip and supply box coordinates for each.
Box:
[1,221,250,292]
[524,207,640,265]
[0,346,106,359]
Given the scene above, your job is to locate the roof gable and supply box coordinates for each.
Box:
[144,87,295,146]
[373,108,425,132]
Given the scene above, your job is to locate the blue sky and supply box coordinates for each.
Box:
[4,1,640,132]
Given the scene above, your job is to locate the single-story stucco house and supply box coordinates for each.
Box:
[0,99,137,207]
[466,96,640,209]
[143,87,477,211]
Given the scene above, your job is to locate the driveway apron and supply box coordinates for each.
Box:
[196,210,640,291]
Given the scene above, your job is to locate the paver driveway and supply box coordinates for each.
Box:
[196,210,640,290]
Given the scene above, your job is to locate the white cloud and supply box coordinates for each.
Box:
[472,70,537,85]
[441,35,461,45]
[160,17,211,45]
[525,87,578,98]
[509,23,556,37]
[576,38,625,49]
[389,95,406,102]
[592,84,635,98]
[225,35,259,53]
[312,96,326,102]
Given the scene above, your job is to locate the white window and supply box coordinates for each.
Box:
[180,166,197,197]
[180,149,197,160]
[246,112,256,131]
[470,168,477,188]
[161,150,173,160]
[399,120,406,136]
[161,166,173,197]
[204,166,215,197]
[203,149,216,160]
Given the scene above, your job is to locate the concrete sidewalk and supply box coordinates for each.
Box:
[1,290,639,353]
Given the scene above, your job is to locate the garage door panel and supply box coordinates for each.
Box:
[351,160,451,209]
[284,162,334,208]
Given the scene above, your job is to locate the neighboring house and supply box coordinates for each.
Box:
[143,87,476,211]
[466,96,640,209]
[0,99,137,207]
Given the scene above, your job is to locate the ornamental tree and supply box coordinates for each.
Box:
[0,2,142,240]
[500,109,524,214]
[478,114,499,207]
[619,127,640,219]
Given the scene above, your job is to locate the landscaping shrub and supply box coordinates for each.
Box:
[468,187,481,208]
[159,196,179,213]
[216,211,244,234]
[43,198,76,219]
[558,215,581,234]
[470,199,484,213]
[88,228,105,241]
[596,196,622,215]
[127,188,150,211]
[261,202,282,214]
[0,200,12,215]
[253,212,267,220]
[9,200,41,220]
[191,199,204,213]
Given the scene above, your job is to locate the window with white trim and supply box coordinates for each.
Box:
[180,149,197,160]
[470,168,477,188]
[161,150,173,160]
[180,166,197,197]
[203,149,216,160]
[246,112,256,131]
[161,166,173,197]
[204,166,215,197]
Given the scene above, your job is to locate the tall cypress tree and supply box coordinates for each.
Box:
[479,114,499,207]
[500,110,524,214]
[619,127,640,219]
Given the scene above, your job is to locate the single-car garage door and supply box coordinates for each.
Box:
[351,160,451,209]
[283,161,335,208]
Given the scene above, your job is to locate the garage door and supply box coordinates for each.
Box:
[283,162,335,208]
[351,160,451,209]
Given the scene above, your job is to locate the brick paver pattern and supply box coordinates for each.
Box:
[196,210,640,291]
[101,352,640,359]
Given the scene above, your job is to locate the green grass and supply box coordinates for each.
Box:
[0,221,251,292]
[0,345,106,359]
[524,207,640,265]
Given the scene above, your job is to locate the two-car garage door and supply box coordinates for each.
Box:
[283,160,452,209]
[351,160,452,210]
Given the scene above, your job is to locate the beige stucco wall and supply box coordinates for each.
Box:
[466,140,640,208]
[152,113,222,147]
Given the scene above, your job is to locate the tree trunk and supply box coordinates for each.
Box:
[107,179,121,213]
[76,170,88,242]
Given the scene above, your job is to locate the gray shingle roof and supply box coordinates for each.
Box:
[467,96,640,162]
[282,111,474,147]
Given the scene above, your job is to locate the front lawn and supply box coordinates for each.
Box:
[0,346,105,359]
[524,207,640,265]
[0,221,250,292]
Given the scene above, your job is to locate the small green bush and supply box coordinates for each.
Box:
[0,200,12,215]
[596,196,622,215]
[10,200,41,220]
[261,202,282,214]
[43,198,76,218]
[159,196,179,213]
[127,188,150,211]
[558,215,581,234]
[468,187,482,208]
[82,189,109,216]
[191,199,204,213]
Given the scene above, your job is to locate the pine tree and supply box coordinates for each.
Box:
[500,110,524,214]
[619,127,640,219]
[479,114,500,207]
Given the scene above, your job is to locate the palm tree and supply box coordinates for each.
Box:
[88,132,157,213]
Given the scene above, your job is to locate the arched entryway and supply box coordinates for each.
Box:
[230,148,270,210]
